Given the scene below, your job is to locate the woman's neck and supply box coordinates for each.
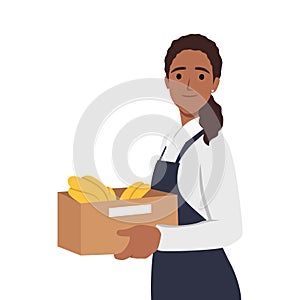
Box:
[179,109,197,126]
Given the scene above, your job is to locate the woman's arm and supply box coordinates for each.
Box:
[156,133,243,251]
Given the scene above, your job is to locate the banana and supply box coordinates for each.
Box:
[68,176,109,201]
[82,175,116,200]
[106,186,117,200]
[119,181,145,200]
[68,188,99,203]
[67,176,150,202]
[130,183,151,199]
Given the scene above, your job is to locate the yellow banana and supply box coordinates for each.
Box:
[68,176,109,201]
[82,175,116,200]
[106,186,117,200]
[67,176,150,202]
[68,188,99,203]
[120,181,145,200]
[130,183,151,199]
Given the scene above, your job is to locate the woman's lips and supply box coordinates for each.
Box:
[182,94,198,97]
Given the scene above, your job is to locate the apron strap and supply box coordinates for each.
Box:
[175,129,205,163]
[159,146,167,160]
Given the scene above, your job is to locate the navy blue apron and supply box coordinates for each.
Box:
[151,129,241,300]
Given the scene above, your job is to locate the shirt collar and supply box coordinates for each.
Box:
[161,116,203,152]
[173,116,203,140]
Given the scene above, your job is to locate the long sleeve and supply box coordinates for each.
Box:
[156,132,242,251]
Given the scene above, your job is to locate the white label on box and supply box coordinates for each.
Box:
[108,204,152,218]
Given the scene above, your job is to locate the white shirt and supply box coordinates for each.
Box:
[156,117,242,251]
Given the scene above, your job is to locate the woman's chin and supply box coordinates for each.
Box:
[177,105,202,117]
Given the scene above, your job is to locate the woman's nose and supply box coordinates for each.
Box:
[186,78,193,91]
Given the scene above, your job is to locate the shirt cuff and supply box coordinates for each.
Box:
[155,224,182,251]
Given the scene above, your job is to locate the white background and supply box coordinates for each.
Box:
[1,1,299,299]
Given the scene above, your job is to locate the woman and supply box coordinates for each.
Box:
[115,34,242,299]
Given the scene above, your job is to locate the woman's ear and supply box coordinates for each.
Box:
[164,77,170,89]
[212,77,220,92]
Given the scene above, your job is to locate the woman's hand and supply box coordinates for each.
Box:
[114,225,161,260]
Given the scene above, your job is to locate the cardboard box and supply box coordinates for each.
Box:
[57,188,178,255]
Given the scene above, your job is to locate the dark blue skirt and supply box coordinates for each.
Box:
[151,248,241,300]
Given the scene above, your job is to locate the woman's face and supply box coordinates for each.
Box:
[165,49,220,116]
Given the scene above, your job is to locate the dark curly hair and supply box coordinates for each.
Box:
[165,34,223,145]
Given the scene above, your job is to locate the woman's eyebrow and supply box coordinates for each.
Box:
[171,66,186,73]
[195,67,210,73]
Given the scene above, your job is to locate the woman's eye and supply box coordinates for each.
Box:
[199,74,205,80]
[176,73,182,80]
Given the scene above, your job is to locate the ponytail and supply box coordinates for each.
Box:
[198,96,223,145]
